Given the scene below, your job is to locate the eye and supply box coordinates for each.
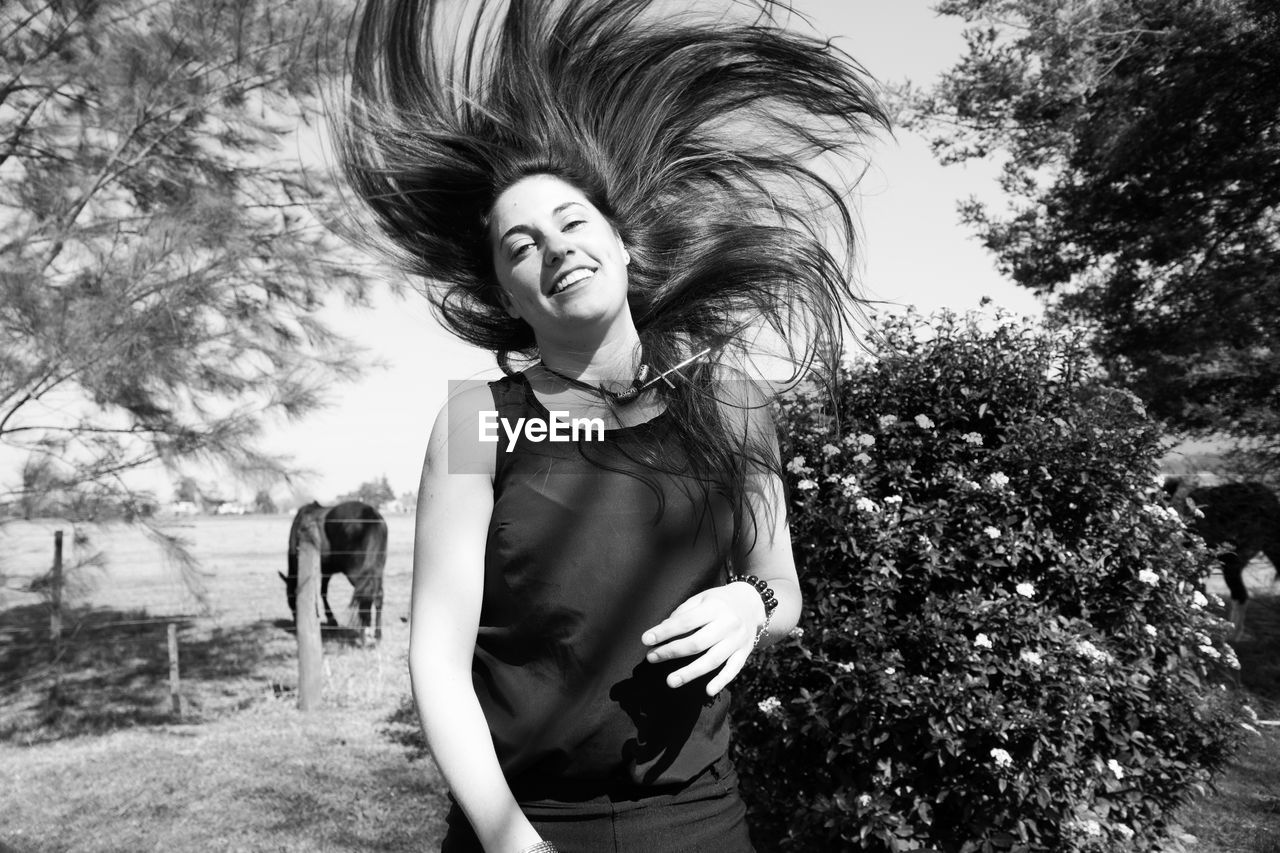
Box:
[562,216,587,231]
[509,240,535,260]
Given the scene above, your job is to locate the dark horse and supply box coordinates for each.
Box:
[281,501,387,641]
[1165,477,1280,638]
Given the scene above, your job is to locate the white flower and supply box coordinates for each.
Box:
[857,793,872,808]
[852,452,872,465]
[987,471,1009,489]
[1019,649,1044,666]
[840,475,862,498]
[1223,644,1240,670]
[758,696,783,717]
[961,432,984,446]
[990,748,1013,768]
[1144,624,1157,637]
[836,661,856,673]
[1200,644,1222,661]
[786,455,810,475]
[855,496,879,513]
[914,414,935,429]
[884,667,896,676]
[1075,640,1111,663]
[857,433,876,447]
[821,443,841,458]
[878,414,898,428]
[1192,591,1208,609]
[1116,825,1135,840]
[797,479,818,491]
[1107,759,1125,780]
[974,633,993,649]
[960,478,982,491]
[1015,582,1035,598]
[790,626,805,640]
[1080,819,1102,837]
[1138,569,1160,586]
[983,525,1001,539]
[883,495,903,506]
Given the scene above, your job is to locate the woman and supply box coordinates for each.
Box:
[337,1,886,850]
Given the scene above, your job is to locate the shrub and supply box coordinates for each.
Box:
[732,311,1245,852]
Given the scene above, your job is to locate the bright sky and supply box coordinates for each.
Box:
[240,2,1043,503]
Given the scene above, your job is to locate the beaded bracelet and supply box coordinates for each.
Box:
[728,573,779,649]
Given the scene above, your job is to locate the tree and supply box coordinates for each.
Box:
[172,476,201,505]
[338,475,394,509]
[903,0,1280,467]
[1,0,371,518]
[251,488,276,514]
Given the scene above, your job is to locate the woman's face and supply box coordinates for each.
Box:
[488,174,631,340]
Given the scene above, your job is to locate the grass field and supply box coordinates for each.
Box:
[1,515,1279,851]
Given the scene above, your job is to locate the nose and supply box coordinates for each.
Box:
[543,232,574,266]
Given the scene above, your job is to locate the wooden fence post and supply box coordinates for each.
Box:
[50,530,63,663]
[295,510,324,711]
[168,623,182,718]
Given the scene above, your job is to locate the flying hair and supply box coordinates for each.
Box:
[335,0,890,534]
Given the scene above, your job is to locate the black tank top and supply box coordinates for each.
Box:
[476,372,736,800]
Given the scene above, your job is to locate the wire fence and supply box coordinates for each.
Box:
[1,514,414,741]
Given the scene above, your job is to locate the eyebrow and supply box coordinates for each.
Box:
[498,201,587,243]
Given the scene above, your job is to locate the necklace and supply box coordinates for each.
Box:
[538,346,713,406]
[538,360,652,405]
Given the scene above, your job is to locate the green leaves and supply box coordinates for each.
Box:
[732,311,1244,852]
[906,0,1280,462]
[0,0,370,517]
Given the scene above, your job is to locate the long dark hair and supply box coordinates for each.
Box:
[336,0,888,534]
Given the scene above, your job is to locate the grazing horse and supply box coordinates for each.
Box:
[1164,477,1280,638]
[282,501,387,641]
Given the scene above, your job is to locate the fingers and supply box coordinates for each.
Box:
[640,592,708,647]
[705,647,750,695]
[641,591,757,694]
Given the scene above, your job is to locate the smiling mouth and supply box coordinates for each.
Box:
[549,267,595,296]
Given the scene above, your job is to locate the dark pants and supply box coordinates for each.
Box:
[441,756,755,853]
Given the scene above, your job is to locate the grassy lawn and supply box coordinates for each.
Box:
[1,517,1279,851]
[1172,593,1280,853]
[0,609,448,853]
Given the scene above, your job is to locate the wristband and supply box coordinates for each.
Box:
[728,573,778,649]
[517,843,558,853]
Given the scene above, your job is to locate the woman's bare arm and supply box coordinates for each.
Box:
[642,395,800,694]
[410,385,543,853]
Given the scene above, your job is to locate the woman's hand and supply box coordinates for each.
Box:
[641,582,767,696]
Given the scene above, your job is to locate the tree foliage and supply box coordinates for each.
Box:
[1,0,370,518]
[733,311,1244,852]
[338,475,394,509]
[904,0,1280,461]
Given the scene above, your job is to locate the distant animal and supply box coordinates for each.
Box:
[281,501,387,641]
[1164,477,1280,638]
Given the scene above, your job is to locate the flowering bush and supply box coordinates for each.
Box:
[732,312,1245,852]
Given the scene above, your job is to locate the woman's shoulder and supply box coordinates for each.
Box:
[425,378,513,477]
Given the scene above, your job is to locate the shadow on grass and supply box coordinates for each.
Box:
[0,604,308,745]
[383,693,429,761]
[1233,593,1280,714]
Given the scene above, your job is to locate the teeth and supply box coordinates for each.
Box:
[552,268,594,294]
